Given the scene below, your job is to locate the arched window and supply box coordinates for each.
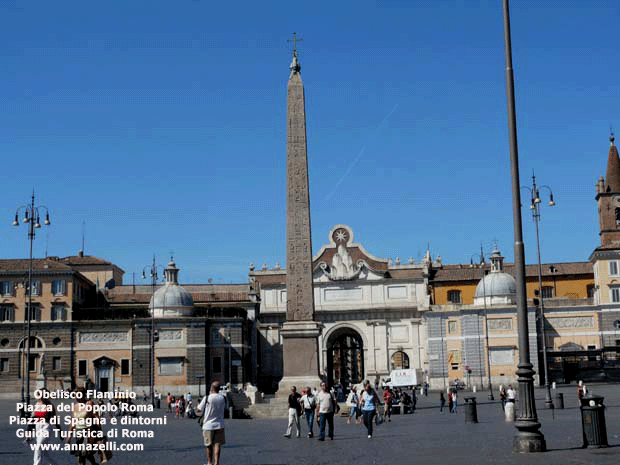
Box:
[391,351,410,370]
[18,336,44,376]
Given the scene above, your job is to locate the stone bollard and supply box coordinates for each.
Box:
[464,397,478,424]
[555,392,564,409]
[505,400,515,422]
[581,396,608,448]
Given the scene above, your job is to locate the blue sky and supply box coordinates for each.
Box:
[0,0,618,284]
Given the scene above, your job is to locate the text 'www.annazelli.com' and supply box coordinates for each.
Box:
[29,441,143,452]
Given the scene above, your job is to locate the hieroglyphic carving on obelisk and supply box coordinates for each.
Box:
[286,32,315,322]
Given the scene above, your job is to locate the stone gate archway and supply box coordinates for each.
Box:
[326,328,364,389]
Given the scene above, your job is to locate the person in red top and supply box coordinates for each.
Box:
[383,387,393,422]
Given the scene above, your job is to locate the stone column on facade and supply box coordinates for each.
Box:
[277,41,322,396]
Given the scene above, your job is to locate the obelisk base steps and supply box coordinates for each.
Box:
[276,321,322,398]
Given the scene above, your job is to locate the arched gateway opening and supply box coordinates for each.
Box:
[326,328,364,389]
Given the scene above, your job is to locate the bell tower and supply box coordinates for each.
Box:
[596,133,620,247]
[591,132,620,306]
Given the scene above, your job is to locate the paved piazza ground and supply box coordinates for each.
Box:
[2,384,620,465]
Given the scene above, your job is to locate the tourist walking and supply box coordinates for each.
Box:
[360,382,380,438]
[383,387,393,422]
[30,394,62,465]
[300,386,317,437]
[66,387,97,465]
[450,389,458,414]
[347,386,360,424]
[499,385,507,411]
[197,381,226,465]
[447,389,454,413]
[284,386,302,438]
[315,382,337,441]
[506,385,516,403]
[439,392,445,413]
[577,380,587,406]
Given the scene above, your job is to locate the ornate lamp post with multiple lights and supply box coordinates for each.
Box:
[13,192,51,413]
[523,174,555,409]
[142,256,162,408]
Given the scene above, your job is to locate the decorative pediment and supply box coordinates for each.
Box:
[313,225,389,281]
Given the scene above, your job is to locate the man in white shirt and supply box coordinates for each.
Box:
[315,382,336,441]
[197,381,226,465]
[507,385,516,402]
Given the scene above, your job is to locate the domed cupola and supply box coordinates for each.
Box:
[149,258,194,317]
[474,248,516,305]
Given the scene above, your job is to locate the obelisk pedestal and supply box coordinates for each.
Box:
[278,321,322,395]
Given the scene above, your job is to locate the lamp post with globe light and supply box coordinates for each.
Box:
[522,173,555,409]
[142,256,163,408]
[471,245,494,400]
[13,192,51,414]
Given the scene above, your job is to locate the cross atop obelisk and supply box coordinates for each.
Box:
[287,32,302,55]
[277,35,322,397]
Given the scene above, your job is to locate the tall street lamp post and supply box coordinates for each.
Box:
[13,192,51,413]
[224,328,232,387]
[142,256,161,408]
[502,0,546,452]
[523,174,555,408]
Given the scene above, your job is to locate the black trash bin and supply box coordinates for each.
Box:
[464,397,478,424]
[555,393,564,409]
[155,397,161,409]
[581,395,608,448]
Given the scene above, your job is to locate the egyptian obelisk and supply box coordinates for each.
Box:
[278,34,322,395]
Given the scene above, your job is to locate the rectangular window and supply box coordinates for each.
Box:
[447,290,462,304]
[28,355,37,372]
[0,306,14,322]
[26,305,40,321]
[121,359,130,375]
[610,261,619,276]
[210,327,222,344]
[52,356,61,371]
[51,305,66,321]
[30,281,41,296]
[587,345,597,362]
[610,286,620,303]
[52,280,66,296]
[0,281,13,296]
[0,358,8,372]
[541,286,554,299]
[159,357,183,376]
[448,320,457,334]
[212,356,222,373]
[78,360,87,377]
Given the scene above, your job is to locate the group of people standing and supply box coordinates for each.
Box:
[166,392,196,418]
[439,389,459,414]
[284,381,388,441]
[284,382,341,441]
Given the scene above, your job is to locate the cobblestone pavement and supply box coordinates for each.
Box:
[2,384,620,465]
